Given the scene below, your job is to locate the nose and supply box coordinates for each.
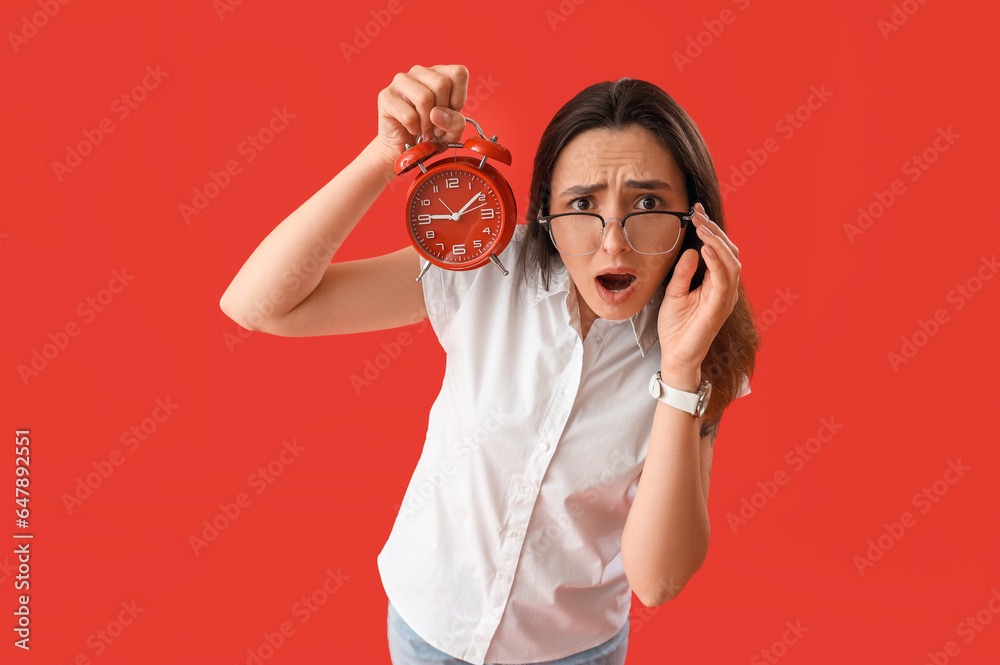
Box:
[600,217,630,254]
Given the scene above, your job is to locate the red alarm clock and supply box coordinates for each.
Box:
[393,117,516,282]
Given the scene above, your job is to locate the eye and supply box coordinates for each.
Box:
[637,195,662,210]
[569,197,592,211]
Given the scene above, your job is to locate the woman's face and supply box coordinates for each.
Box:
[548,125,691,323]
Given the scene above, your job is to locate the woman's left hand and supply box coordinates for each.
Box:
[656,202,742,374]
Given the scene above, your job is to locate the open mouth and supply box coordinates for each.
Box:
[596,273,637,293]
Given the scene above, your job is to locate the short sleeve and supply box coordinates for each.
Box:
[736,373,752,398]
[417,225,529,351]
[419,259,481,350]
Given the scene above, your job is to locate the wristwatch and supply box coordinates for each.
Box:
[648,371,712,417]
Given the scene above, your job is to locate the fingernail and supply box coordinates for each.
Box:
[430,108,448,125]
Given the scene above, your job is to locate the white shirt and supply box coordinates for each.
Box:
[377,224,750,664]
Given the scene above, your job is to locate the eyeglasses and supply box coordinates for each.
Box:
[537,208,695,256]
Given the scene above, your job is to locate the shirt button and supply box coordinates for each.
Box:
[492,607,501,618]
[510,530,520,540]
[539,441,550,452]
[561,386,571,397]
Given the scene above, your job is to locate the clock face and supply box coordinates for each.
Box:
[407,167,505,265]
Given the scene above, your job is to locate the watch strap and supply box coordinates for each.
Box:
[648,371,711,417]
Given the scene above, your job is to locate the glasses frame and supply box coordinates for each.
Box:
[537,207,696,256]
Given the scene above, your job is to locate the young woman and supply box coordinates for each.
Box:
[220,64,759,665]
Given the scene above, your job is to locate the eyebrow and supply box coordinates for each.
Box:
[559,179,674,198]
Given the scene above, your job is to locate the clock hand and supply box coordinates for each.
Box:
[438,198,456,215]
[455,202,489,217]
[456,192,483,217]
[427,215,455,219]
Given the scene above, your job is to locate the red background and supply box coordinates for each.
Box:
[3,0,999,663]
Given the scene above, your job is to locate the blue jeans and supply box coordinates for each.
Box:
[387,601,629,665]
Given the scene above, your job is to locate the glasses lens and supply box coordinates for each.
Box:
[624,213,681,254]
[549,214,604,254]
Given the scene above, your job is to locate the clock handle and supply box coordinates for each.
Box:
[462,117,512,168]
[464,137,512,167]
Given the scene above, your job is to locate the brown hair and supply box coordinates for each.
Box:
[516,77,760,430]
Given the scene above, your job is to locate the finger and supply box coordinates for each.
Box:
[430,64,469,112]
[429,106,467,141]
[392,72,440,140]
[379,87,422,139]
[697,226,738,306]
[408,65,453,111]
[407,65,461,141]
[694,202,739,259]
[665,248,700,298]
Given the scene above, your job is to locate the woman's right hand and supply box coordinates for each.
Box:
[373,64,470,173]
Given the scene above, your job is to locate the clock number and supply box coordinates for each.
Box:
[420,199,430,206]
[417,214,431,224]
[482,227,492,234]
[432,185,439,193]
[477,193,486,201]
[445,177,459,189]
[425,230,435,239]
[473,240,482,249]
[436,243,445,252]
[452,244,466,256]
[481,208,495,220]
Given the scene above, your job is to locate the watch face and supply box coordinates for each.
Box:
[408,167,505,265]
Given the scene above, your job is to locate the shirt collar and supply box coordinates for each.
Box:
[531,257,663,357]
